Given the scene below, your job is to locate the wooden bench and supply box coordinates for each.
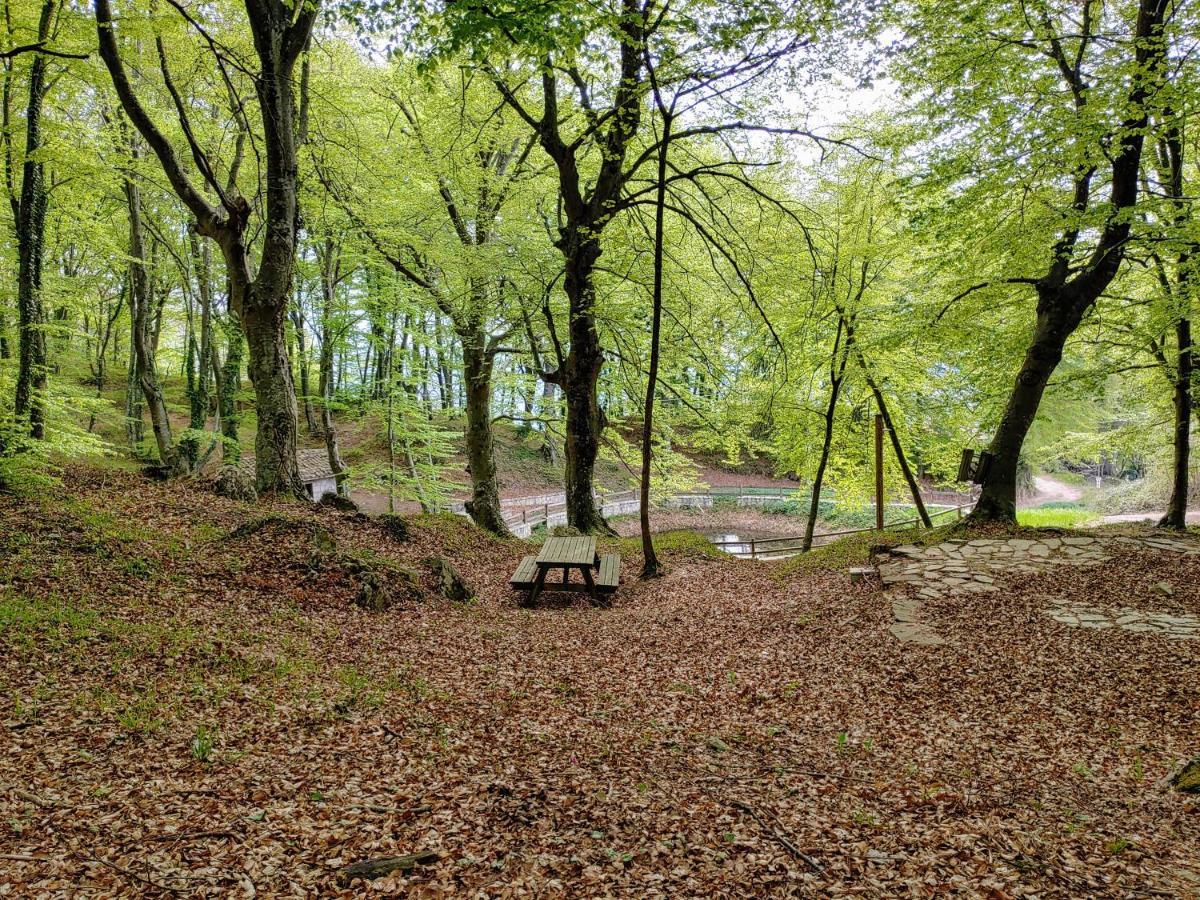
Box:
[595,553,620,594]
[510,555,539,590]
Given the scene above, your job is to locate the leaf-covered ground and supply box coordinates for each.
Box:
[1,466,1197,897]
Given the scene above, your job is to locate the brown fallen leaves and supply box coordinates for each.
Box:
[0,465,1197,897]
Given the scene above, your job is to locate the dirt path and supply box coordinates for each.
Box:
[1103,510,1200,524]
[1029,475,1083,505]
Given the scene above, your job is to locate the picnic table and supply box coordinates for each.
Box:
[510,535,620,606]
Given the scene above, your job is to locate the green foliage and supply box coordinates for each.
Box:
[0,0,1193,528]
[189,724,217,763]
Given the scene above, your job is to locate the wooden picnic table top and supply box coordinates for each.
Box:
[536,535,598,567]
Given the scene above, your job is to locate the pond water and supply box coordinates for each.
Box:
[708,532,752,555]
[704,530,807,559]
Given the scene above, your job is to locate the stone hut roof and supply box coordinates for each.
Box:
[235,449,335,484]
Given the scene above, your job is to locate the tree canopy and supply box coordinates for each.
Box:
[0,0,1194,534]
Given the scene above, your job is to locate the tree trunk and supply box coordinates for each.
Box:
[461,326,511,536]
[123,137,183,473]
[292,299,318,435]
[1154,94,1194,530]
[803,328,850,553]
[218,311,243,456]
[559,230,611,534]
[124,289,143,450]
[865,378,930,528]
[971,300,1079,521]
[88,289,123,434]
[435,316,452,410]
[1160,316,1191,529]
[639,101,671,578]
[237,287,298,491]
[181,232,214,468]
[13,1,55,440]
[540,378,559,465]
[318,249,347,493]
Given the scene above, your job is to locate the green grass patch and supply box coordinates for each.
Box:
[410,511,514,549]
[1,589,325,734]
[0,591,101,650]
[1017,505,1099,528]
[618,529,724,560]
[777,523,956,577]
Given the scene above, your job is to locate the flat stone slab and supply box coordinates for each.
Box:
[877,531,1200,645]
[889,622,948,646]
[880,532,1200,644]
[1047,601,1199,639]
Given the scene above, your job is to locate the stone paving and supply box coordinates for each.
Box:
[876,534,1200,645]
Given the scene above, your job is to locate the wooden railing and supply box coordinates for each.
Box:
[448,486,977,542]
[709,502,975,560]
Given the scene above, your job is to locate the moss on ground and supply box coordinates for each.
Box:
[615,529,723,561]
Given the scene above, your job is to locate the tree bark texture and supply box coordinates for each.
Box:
[13,0,55,440]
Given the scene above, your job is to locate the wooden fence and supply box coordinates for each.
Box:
[708,502,975,559]
[456,486,976,541]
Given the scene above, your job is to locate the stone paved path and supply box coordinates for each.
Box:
[876,534,1200,645]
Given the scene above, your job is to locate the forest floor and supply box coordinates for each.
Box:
[1,465,1197,897]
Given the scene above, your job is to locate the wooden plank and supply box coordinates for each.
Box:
[536,535,597,567]
[596,553,620,591]
[510,556,538,588]
[535,537,561,564]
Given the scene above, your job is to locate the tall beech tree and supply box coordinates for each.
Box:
[900,0,1172,522]
[439,0,829,532]
[312,65,534,535]
[94,0,317,494]
[481,0,653,533]
[1148,103,1196,530]
[10,0,63,439]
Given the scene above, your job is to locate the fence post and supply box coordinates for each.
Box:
[751,540,757,560]
[544,503,550,525]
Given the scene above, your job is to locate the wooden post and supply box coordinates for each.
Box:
[751,540,757,560]
[875,413,884,530]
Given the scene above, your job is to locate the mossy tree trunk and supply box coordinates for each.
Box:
[462,317,510,536]
[12,0,56,440]
[94,0,317,496]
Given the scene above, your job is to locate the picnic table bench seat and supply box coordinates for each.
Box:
[510,555,539,590]
[595,553,620,593]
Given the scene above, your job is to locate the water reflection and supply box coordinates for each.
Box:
[710,532,752,555]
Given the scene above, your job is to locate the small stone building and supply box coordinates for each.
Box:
[238,449,340,500]
[297,450,340,500]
